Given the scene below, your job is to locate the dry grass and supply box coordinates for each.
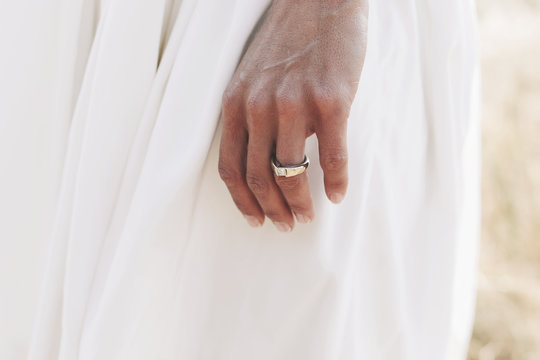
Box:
[468,0,540,359]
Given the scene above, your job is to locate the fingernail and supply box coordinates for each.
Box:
[330,193,344,204]
[295,213,312,224]
[244,215,262,228]
[273,221,292,232]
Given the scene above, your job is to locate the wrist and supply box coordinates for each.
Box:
[272,0,367,12]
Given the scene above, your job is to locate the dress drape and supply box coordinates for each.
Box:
[0,0,480,359]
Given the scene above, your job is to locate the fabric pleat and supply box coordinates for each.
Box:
[0,0,480,359]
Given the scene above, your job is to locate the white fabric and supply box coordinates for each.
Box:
[0,0,480,359]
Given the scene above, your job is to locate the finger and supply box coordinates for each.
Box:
[314,94,349,204]
[274,93,315,223]
[218,90,265,227]
[245,96,295,232]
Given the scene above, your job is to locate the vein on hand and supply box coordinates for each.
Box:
[262,39,319,72]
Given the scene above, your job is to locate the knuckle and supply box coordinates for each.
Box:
[321,150,348,172]
[221,86,242,109]
[276,85,304,131]
[275,175,300,191]
[246,172,269,194]
[246,90,272,119]
[275,87,302,115]
[222,85,244,117]
[311,85,349,120]
[218,161,242,186]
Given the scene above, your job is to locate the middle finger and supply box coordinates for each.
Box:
[245,102,295,232]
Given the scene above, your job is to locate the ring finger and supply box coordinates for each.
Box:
[274,106,315,224]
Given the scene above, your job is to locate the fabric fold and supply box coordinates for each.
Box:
[0,0,480,359]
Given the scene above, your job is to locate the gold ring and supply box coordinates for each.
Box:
[271,154,310,177]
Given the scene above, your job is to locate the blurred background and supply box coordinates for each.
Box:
[468,0,540,359]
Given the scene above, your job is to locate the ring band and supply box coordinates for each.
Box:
[271,154,310,177]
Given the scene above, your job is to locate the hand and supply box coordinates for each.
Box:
[218,0,368,231]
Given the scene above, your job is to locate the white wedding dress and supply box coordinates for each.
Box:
[0,0,480,359]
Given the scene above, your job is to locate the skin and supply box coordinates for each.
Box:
[218,0,369,232]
